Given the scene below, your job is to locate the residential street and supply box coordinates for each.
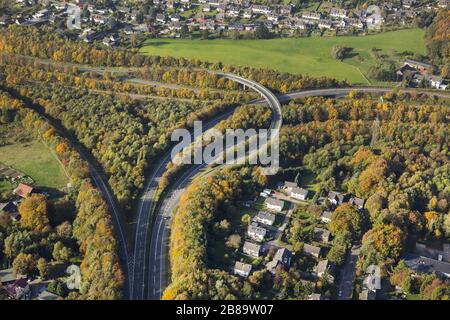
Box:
[336,245,361,300]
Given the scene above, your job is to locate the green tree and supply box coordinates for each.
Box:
[12,253,36,275]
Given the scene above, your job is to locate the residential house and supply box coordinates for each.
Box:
[318,20,333,30]
[415,242,450,263]
[156,14,166,23]
[302,12,321,21]
[402,0,416,8]
[313,227,330,243]
[234,261,252,277]
[265,197,284,212]
[280,5,293,16]
[315,259,335,282]
[3,278,30,300]
[348,196,365,209]
[13,183,34,198]
[360,264,381,300]
[438,0,449,8]
[266,248,293,274]
[247,223,267,242]
[243,241,261,257]
[405,256,450,279]
[170,14,181,22]
[321,211,332,224]
[254,211,276,226]
[404,59,434,75]
[327,191,345,206]
[0,269,24,286]
[429,75,447,90]
[308,293,324,300]
[303,243,321,258]
[252,5,271,15]
[290,187,308,201]
[243,9,253,19]
[330,8,347,19]
[0,201,19,221]
[283,181,298,191]
[37,290,61,300]
[0,15,11,26]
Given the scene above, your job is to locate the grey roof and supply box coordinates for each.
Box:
[234,261,252,273]
[284,181,298,188]
[303,243,321,256]
[243,241,261,253]
[405,256,450,277]
[0,269,20,284]
[327,191,345,204]
[291,187,308,196]
[363,274,381,290]
[321,211,332,220]
[315,259,332,275]
[37,290,61,300]
[348,196,365,207]
[255,211,275,224]
[308,293,323,300]
[265,197,284,208]
[248,224,267,237]
[360,289,376,300]
[404,59,433,69]
[313,227,330,242]
[273,247,292,263]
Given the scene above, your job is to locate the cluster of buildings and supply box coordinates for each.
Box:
[233,180,340,300]
[0,268,62,300]
[2,0,448,46]
[397,59,448,90]
[0,183,40,222]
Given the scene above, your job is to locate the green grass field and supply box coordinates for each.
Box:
[0,140,69,189]
[140,29,426,84]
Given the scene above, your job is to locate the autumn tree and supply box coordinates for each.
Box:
[19,194,50,233]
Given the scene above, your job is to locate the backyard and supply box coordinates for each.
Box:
[0,140,69,190]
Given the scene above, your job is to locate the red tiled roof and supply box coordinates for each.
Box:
[13,183,33,198]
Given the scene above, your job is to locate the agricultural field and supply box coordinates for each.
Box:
[0,140,69,189]
[141,29,426,84]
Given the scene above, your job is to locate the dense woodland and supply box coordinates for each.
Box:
[425,10,450,78]
[164,93,450,300]
[0,79,238,211]
[0,90,123,299]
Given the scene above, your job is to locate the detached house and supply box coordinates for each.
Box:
[313,227,330,243]
[327,191,345,206]
[290,187,308,201]
[265,197,284,212]
[243,241,261,257]
[321,211,332,224]
[303,243,321,258]
[348,196,365,209]
[13,183,34,198]
[315,259,335,282]
[254,211,276,226]
[247,223,267,242]
[234,261,252,278]
[266,248,292,274]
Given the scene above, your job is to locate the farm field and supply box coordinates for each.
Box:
[0,140,69,189]
[140,29,426,84]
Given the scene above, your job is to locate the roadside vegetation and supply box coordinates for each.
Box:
[0,90,124,299]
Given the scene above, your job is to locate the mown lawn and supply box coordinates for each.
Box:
[0,140,69,189]
[140,29,426,84]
